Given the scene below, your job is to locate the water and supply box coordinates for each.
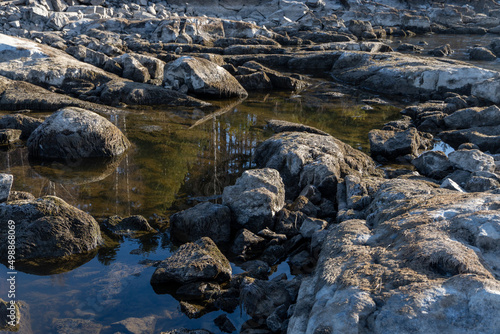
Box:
[0,79,402,332]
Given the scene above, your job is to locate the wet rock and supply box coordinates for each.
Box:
[444,105,500,129]
[369,128,431,160]
[266,119,329,136]
[105,215,156,236]
[99,80,209,107]
[238,61,307,91]
[0,174,13,203]
[239,260,270,279]
[231,229,267,260]
[0,196,102,259]
[170,202,231,245]
[214,314,237,333]
[27,107,130,160]
[469,46,497,61]
[412,151,453,180]
[179,301,216,319]
[0,114,42,140]
[151,237,231,285]
[0,129,21,145]
[288,250,315,275]
[164,56,248,98]
[254,132,382,199]
[449,149,496,173]
[52,318,103,334]
[222,168,285,232]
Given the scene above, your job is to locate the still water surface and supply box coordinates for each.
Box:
[0,80,401,332]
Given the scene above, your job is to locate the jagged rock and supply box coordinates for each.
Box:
[465,175,500,192]
[448,149,496,173]
[170,202,231,245]
[115,54,151,83]
[299,217,327,239]
[440,177,465,192]
[27,107,130,160]
[439,124,500,153]
[412,151,453,179]
[231,228,267,259]
[214,314,236,333]
[151,237,231,285]
[164,56,248,98]
[222,168,285,232]
[240,277,294,319]
[0,196,102,259]
[369,128,431,160]
[0,114,43,140]
[254,132,382,199]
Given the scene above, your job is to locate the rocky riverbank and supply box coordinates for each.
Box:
[1,0,500,333]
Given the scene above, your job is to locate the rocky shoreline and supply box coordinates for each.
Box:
[1,0,500,333]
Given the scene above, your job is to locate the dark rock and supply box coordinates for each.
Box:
[105,215,156,235]
[444,105,500,129]
[412,151,453,180]
[458,143,480,150]
[440,178,465,192]
[239,260,270,279]
[290,196,318,217]
[235,72,273,91]
[161,329,212,334]
[240,277,293,319]
[469,47,497,61]
[231,229,267,260]
[214,314,237,333]
[348,20,374,38]
[179,301,216,319]
[238,61,307,91]
[0,196,102,260]
[116,54,151,83]
[257,228,287,243]
[439,124,500,153]
[151,237,231,285]
[170,202,231,245]
[274,209,306,237]
[175,282,221,301]
[300,217,328,238]
[465,176,500,192]
[446,170,472,188]
[0,114,42,140]
[27,107,130,160]
[222,168,285,232]
[260,244,286,265]
[396,43,424,52]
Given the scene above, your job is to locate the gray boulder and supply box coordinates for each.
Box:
[170,202,231,245]
[369,128,431,160]
[254,132,382,199]
[449,149,496,173]
[0,174,13,203]
[0,196,102,259]
[27,107,130,160]
[151,237,231,285]
[230,228,267,259]
[412,151,453,179]
[164,56,248,98]
[465,175,500,192]
[115,54,151,83]
[222,168,285,232]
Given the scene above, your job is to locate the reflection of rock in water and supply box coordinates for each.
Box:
[12,251,97,276]
[29,155,125,185]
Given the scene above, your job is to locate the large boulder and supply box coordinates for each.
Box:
[369,128,429,160]
[288,179,500,334]
[448,149,496,173]
[170,202,232,245]
[0,196,102,260]
[254,131,382,199]
[150,237,231,285]
[222,168,285,232]
[27,107,130,160]
[444,105,500,129]
[411,150,453,179]
[164,56,248,98]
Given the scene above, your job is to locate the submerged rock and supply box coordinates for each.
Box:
[151,237,231,285]
[27,107,130,160]
[0,196,102,260]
